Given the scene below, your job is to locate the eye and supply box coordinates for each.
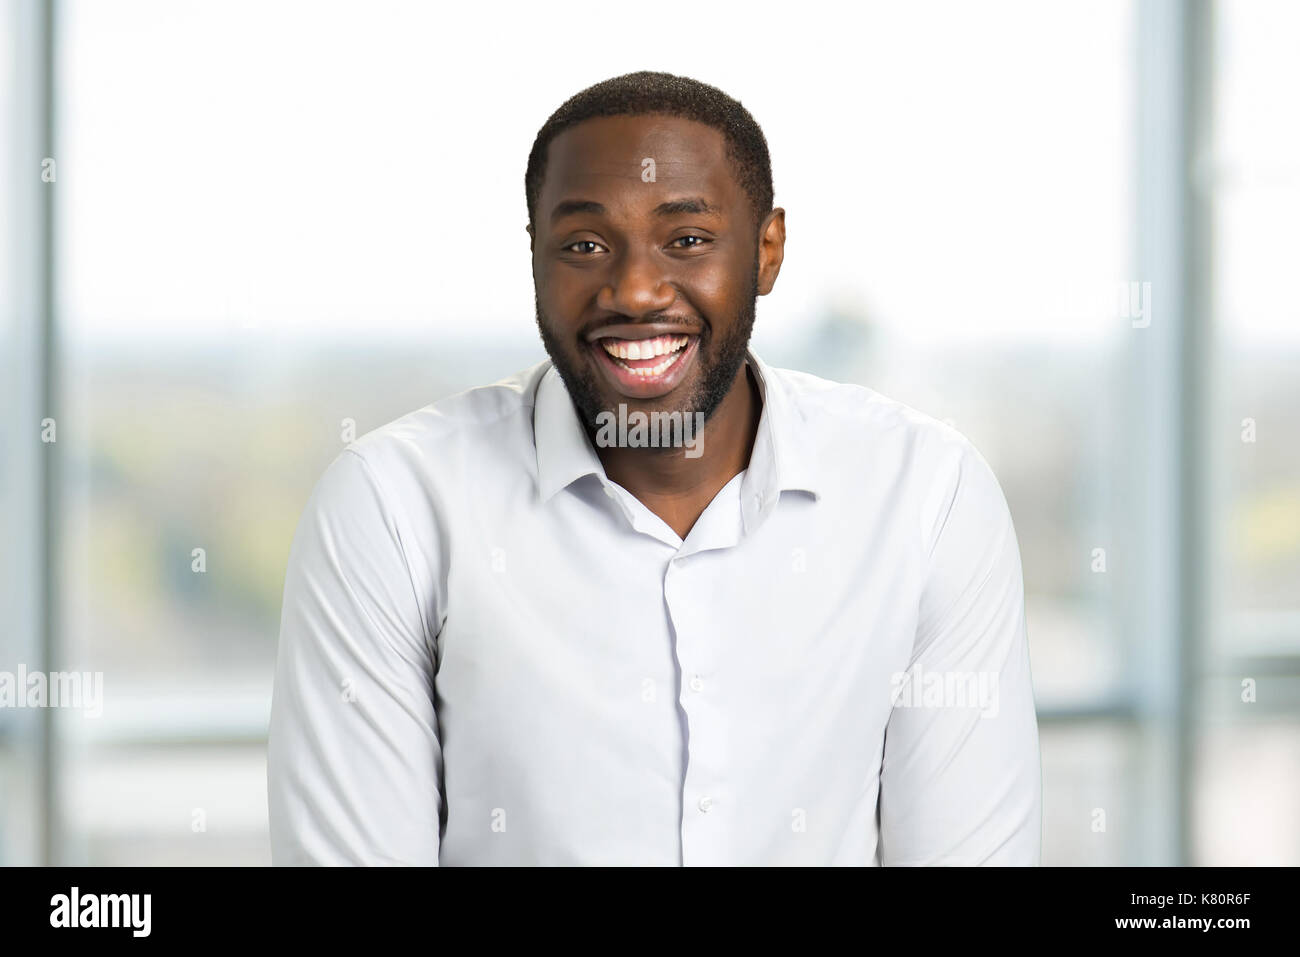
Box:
[563,240,605,254]
[670,235,712,250]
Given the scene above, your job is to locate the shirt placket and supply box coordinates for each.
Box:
[660,476,752,866]
[663,550,728,865]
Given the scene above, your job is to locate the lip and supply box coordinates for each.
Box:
[589,334,700,399]
[585,322,700,343]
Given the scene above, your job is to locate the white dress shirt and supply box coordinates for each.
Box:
[267,349,1042,866]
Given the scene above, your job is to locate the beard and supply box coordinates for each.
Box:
[534,258,759,444]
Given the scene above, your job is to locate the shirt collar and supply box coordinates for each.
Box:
[533,348,823,508]
[533,361,605,502]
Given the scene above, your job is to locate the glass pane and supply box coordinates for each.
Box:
[1211,0,1300,657]
[1194,715,1300,865]
[64,744,270,866]
[1039,721,1140,866]
[1192,0,1300,867]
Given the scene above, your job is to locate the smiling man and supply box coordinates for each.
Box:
[267,71,1042,866]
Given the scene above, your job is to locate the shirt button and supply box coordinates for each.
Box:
[689,675,704,692]
[698,796,713,813]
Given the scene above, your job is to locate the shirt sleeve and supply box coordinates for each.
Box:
[267,447,443,865]
[878,438,1042,865]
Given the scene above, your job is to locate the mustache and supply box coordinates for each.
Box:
[583,314,705,336]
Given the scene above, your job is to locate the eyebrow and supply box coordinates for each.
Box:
[549,197,723,223]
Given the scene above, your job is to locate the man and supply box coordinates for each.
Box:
[267,71,1042,865]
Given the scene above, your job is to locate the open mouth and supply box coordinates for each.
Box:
[588,332,700,399]
[601,334,691,376]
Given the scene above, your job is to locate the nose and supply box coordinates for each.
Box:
[595,246,676,319]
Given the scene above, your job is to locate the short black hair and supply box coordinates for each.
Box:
[525,71,774,239]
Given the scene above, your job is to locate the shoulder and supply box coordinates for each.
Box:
[763,360,1008,547]
[767,360,982,476]
[293,359,550,566]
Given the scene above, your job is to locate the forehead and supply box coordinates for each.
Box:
[540,114,743,220]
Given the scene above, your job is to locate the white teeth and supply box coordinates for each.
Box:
[600,335,689,361]
[608,346,687,377]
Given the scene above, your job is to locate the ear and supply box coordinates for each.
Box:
[756,207,786,296]
[526,223,535,255]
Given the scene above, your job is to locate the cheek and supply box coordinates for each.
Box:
[700,243,756,297]
[541,269,598,310]
[535,283,579,327]
[683,265,742,312]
